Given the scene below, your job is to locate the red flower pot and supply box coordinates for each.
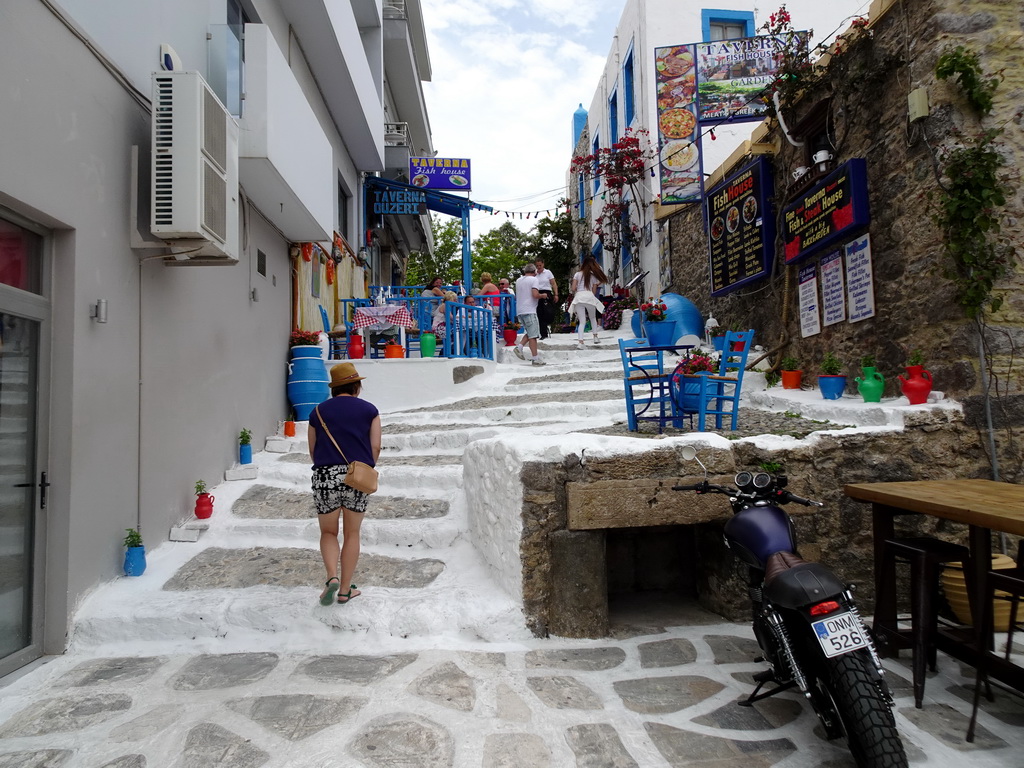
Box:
[781,370,802,390]
[502,328,518,346]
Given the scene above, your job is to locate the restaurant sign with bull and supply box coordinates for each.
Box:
[782,159,870,263]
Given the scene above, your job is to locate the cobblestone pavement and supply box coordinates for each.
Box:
[1,332,1016,767]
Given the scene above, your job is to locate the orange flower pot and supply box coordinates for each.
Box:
[781,370,802,389]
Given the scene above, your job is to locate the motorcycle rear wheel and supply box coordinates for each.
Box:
[820,650,908,768]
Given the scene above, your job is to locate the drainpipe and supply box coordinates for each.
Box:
[773,91,804,147]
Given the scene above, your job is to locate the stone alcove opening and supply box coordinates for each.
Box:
[606,525,701,625]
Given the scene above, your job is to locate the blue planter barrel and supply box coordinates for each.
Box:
[123,547,146,577]
[239,443,253,464]
[644,321,675,347]
[631,311,642,338]
[287,349,329,422]
[660,293,704,341]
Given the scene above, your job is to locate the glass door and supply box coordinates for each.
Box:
[0,314,40,666]
[0,213,47,678]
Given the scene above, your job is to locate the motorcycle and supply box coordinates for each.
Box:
[675,446,907,768]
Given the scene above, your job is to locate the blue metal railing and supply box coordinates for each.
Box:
[440,302,496,359]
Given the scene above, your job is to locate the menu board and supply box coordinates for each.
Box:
[706,156,775,296]
[783,159,870,263]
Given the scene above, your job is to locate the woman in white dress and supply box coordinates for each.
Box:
[570,256,608,348]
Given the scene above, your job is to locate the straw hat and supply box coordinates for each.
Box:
[329,362,366,387]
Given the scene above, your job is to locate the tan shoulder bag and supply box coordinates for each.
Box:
[314,405,379,494]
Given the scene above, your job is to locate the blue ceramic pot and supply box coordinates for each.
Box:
[644,320,675,347]
[123,546,146,577]
[671,370,712,413]
[818,375,847,400]
[239,443,253,464]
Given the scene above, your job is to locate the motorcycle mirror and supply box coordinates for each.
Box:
[679,445,709,479]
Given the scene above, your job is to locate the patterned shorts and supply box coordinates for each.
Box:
[312,465,369,515]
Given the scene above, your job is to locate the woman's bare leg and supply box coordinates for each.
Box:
[338,507,364,601]
[317,509,341,600]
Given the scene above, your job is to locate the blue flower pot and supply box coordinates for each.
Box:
[644,321,675,347]
[239,443,253,464]
[631,311,643,339]
[818,375,847,400]
[123,546,146,577]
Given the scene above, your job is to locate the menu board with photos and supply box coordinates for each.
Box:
[706,156,776,296]
[782,159,870,263]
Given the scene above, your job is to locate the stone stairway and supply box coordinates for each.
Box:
[68,335,633,655]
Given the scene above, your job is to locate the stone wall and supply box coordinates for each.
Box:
[660,0,1024,483]
[516,418,989,638]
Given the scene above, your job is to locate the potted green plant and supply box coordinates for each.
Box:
[856,353,885,402]
[818,352,846,400]
[123,527,146,577]
[502,321,520,347]
[898,349,933,404]
[239,427,253,464]
[779,357,802,390]
[194,479,214,519]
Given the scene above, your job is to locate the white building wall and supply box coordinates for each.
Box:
[0,0,398,665]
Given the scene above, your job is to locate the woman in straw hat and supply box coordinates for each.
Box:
[308,362,381,605]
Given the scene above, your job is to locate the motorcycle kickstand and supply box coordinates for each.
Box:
[738,669,797,707]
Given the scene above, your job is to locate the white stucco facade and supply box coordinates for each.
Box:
[0,0,433,676]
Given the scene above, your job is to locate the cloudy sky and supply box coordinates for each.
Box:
[420,0,870,239]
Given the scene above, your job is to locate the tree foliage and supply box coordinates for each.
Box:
[405,215,461,286]
[471,222,530,285]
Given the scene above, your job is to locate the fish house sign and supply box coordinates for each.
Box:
[782,159,870,263]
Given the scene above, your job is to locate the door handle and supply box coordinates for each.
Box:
[13,472,49,509]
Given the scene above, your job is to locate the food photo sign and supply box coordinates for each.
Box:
[654,45,702,204]
[782,159,870,263]
[706,156,775,296]
[408,157,472,191]
[654,32,806,205]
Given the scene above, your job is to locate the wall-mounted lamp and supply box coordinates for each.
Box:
[90,299,109,323]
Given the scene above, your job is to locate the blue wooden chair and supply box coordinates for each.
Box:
[691,329,755,431]
[318,305,347,360]
[618,338,681,433]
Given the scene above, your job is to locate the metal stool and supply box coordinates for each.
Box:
[875,536,970,708]
[967,545,1024,742]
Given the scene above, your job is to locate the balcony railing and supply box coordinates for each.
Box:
[384,122,409,146]
[383,0,406,20]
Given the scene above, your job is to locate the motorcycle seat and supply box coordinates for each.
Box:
[764,552,846,610]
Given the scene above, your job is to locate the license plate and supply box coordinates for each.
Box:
[812,611,867,658]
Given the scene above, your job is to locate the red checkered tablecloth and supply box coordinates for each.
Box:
[353,305,414,330]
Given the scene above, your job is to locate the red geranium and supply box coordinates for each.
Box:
[639,299,669,322]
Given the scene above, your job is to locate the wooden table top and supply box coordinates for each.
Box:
[844,479,1024,536]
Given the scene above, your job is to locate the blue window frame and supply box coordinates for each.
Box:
[591,239,603,268]
[577,174,587,219]
[608,89,618,145]
[623,47,635,126]
[701,9,755,41]
[592,132,600,194]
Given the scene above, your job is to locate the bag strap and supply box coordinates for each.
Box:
[314,405,349,464]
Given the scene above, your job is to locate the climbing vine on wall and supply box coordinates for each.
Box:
[933,47,1012,317]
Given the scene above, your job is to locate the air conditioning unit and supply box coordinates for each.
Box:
[151,71,239,263]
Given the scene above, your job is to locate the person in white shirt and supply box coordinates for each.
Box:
[513,263,545,366]
[570,256,608,348]
[533,259,558,339]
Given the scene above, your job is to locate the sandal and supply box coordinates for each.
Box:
[319,577,341,606]
[337,584,361,604]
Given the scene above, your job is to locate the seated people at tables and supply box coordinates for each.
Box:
[431,291,459,339]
